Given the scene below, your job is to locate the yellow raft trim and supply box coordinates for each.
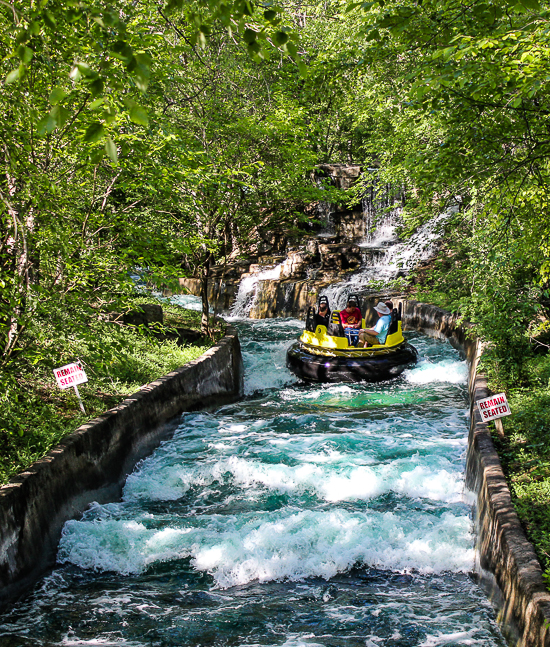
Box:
[300,343,403,358]
[299,320,406,353]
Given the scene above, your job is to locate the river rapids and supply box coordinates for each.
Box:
[0,314,506,647]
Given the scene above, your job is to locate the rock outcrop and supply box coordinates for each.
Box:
[170,163,407,319]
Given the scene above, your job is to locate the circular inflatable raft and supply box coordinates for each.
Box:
[286,302,418,383]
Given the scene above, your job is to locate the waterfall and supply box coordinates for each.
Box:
[316,199,336,238]
[226,164,456,317]
[321,207,454,310]
[383,209,451,274]
[361,177,404,246]
[229,263,283,318]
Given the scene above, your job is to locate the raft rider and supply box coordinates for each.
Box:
[359,302,392,347]
[340,297,363,347]
[313,296,331,329]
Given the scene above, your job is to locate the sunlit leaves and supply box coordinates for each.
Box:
[105,137,118,163]
[103,103,117,125]
[16,45,33,64]
[84,122,105,142]
[35,104,69,137]
[5,65,24,84]
[50,105,70,129]
[89,97,104,110]
[36,113,57,136]
[162,0,301,68]
[132,52,152,92]
[49,87,68,105]
[69,65,82,82]
[129,105,149,126]
[124,97,149,126]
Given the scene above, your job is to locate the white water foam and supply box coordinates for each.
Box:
[419,629,483,646]
[383,210,451,275]
[266,638,326,647]
[242,338,296,395]
[360,223,399,248]
[58,507,475,586]
[1,314,504,647]
[169,293,203,311]
[61,632,141,646]
[320,208,455,309]
[61,638,134,646]
[122,446,465,505]
[404,360,468,385]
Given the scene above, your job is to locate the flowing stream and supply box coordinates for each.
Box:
[0,314,506,647]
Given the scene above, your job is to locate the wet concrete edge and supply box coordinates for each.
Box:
[0,325,244,607]
[396,299,550,647]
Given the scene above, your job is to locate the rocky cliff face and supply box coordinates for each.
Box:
[172,164,410,319]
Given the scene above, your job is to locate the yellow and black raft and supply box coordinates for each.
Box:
[286,300,418,383]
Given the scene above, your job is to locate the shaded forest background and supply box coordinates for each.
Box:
[3,0,550,579]
[3,0,550,386]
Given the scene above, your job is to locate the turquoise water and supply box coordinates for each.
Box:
[0,316,506,646]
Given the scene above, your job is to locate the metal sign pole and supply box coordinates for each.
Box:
[73,385,86,414]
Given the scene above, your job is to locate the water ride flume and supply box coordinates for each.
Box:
[286,296,418,383]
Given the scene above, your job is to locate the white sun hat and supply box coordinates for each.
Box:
[374,302,391,315]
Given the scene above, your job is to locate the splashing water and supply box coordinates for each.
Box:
[382,211,453,276]
[361,180,403,247]
[230,264,284,318]
[321,210,454,310]
[0,321,505,647]
[169,293,204,311]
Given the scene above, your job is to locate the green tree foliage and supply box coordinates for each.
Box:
[319,0,550,383]
[0,0,338,395]
[0,0,160,384]
[4,0,550,398]
[145,31,325,329]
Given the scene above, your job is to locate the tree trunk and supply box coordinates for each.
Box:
[200,255,211,336]
[2,179,34,362]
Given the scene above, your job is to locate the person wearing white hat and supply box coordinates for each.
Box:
[359,302,392,347]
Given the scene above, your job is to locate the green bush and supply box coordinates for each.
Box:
[491,357,550,585]
[0,298,214,484]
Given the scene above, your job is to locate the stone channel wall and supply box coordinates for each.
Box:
[397,300,550,647]
[0,326,244,606]
[3,302,550,645]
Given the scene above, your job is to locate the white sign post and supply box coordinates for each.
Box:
[53,362,88,414]
[476,392,511,422]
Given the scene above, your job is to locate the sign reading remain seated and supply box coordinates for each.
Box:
[476,393,511,422]
[54,363,88,390]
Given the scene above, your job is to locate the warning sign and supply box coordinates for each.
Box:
[476,393,511,422]
[53,363,88,390]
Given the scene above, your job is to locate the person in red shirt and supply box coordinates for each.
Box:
[340,298,362,346]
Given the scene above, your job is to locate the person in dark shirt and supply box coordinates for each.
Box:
[313,298,331,328]
[340,298,362,346]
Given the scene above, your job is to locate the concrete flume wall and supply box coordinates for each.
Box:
[3,303,550,645]
[0,326,244,606]
[396,300,550,647]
